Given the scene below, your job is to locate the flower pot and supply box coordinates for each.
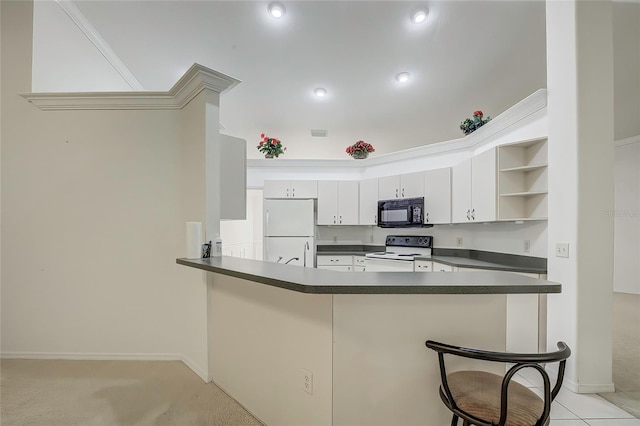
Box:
[351,151,369,159]
[265,154,274,159]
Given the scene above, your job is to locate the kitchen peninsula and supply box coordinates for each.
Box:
[178,256,560,426]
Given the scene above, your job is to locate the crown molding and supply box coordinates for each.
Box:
[248,89,548,170]
[20,63,240,110]
[54,0,144,91]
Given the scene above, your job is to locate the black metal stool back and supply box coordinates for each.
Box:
[425,340,571,426]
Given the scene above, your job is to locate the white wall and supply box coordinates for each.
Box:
[1,2,209,379]
[317,221,547,258]
[614,140,640,294]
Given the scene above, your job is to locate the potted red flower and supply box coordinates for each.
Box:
[346,140,375,159]
[257,133,286,158]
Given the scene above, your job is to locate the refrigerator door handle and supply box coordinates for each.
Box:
[265,209,270,234]
[304,241,310,267]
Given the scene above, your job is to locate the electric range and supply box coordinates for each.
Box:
[364,235,432,272]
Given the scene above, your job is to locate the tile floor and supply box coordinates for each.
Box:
[514,369,640,426]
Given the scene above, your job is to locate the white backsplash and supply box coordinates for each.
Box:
[317,221,548,258]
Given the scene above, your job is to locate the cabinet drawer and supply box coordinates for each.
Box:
[316,255,353,266]
[414,260,433,271]
[354,256,366,265]
[432,262,454,272]
[353,266,366,272]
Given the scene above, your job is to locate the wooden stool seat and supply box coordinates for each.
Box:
[447,371,543,426]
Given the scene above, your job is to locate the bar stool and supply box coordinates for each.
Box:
[425,340,571,426]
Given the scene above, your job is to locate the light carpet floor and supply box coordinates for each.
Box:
[1,359,264,426]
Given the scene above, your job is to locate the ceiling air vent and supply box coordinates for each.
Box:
[310,129,328,138]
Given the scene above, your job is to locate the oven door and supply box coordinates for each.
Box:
[364,257,415,272]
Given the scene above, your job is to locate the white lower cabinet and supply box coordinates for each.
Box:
[353,256,366,272]
[317,255,354,272]
[432,261,454,272]
[414,260,433,271]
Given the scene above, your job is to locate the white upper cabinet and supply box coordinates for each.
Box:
[359,178,379,225]
[378,172,425,200]
[452,148,497,223]
[264,180,318,199]
[317,181,359,225]
[423,168,451,224]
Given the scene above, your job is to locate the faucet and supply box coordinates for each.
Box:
[284,257,299,264]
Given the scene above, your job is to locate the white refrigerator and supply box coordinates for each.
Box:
[263,199,315,267]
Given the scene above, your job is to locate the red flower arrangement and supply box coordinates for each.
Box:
[346,140,375,159]
[257,133,286,158]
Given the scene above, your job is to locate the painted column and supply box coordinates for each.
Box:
[546,0,615,392]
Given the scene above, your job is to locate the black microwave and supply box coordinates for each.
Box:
[378,197,430,228]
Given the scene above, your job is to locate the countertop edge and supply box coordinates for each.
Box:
[177,258,561,295]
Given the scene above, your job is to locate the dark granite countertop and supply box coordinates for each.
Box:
[316,246,547,274]
[177,256,560,295]
[316,244,384,256]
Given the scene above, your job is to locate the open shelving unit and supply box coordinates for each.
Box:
[497,138,548,221]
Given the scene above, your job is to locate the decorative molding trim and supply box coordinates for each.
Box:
[615,134,640,147]
[248,89,548,170]
[54,0,145,91]
[20,63,240,110]
[1,351,209,383]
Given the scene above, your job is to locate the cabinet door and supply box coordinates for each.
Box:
[263,180,291,199]
[471,148,497,222]
[359,178,379,225]
[400,172,425,199]
[432,262,454,272]
[378,176,400,199]
[338,181,359,225]
[290,180,318,198]
[317,181,338,225]
[424,168,451,224]
[451,159,472,223]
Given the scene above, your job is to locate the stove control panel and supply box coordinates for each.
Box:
[385,235,432,248]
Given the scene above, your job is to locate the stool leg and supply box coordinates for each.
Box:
[462,420,471,426]
[451,414,459,426]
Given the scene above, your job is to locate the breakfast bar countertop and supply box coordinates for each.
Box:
[177,256,560,295]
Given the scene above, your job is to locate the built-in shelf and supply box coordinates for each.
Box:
[500,191,548,197]
[499,164,548,173]
[497,138,548,221]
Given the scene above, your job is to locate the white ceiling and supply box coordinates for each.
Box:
[33,0,549,158]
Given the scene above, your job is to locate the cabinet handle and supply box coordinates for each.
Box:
[374,215,377,224]
[291,188,295,197]
[471,209,475,220]
[395,188,399,198]
[466,209,471,220]
[402,188,405,198]
[425,212,429,222]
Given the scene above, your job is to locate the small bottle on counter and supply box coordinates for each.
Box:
[213,235,223,257]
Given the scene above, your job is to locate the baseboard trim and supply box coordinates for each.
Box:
[0,352,209,383]
[563,377,616,394]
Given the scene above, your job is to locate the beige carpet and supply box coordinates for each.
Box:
[598,292,640,418]
[1,359,264,426]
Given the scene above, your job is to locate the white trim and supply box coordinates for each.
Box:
[615,134,640,147]
[1,351,209,383]
[562,376,616,394]
[20,63,241,110]
[54,0,145,91]
[248,89,547,172]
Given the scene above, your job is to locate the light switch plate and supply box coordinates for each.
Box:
[556,243,569,258]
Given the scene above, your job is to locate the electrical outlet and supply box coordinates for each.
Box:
[524,240,530,253]
[456,237,463,247]
[556,243,569,258]
[302,369,313,395]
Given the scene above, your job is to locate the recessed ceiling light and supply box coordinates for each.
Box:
[395,72,411,83]
[411,9,428,24]
[268,2,286,18]
[314,88,327,97]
